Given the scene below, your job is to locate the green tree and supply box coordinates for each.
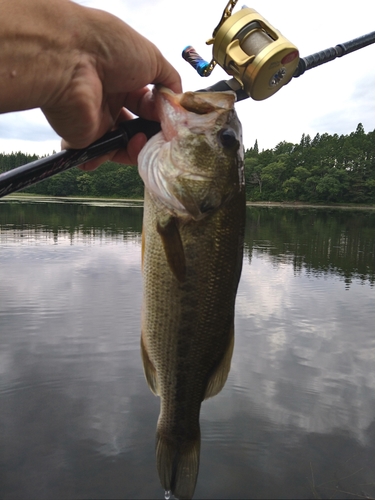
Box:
[2,123,374,204]
[77,173,94,195]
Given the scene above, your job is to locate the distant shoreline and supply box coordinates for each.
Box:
[245,201,375,210]
[2,193,375,210]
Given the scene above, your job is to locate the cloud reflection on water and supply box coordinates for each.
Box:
[2,227,374,441]
[232,254,375,440]
[1,206,375,499]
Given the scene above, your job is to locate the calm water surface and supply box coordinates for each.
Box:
[0,198,375,499]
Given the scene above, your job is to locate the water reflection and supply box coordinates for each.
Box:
[244,207,375,288]
[0,197,144,239]
[0,199,374,499]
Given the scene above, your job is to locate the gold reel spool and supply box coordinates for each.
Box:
[208,7,299,100]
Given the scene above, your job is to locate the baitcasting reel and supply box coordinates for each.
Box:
[183,0,299,100]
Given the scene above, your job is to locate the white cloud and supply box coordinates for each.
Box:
[0,109,60,154]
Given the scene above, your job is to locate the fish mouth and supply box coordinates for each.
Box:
[138,87,240,220]
[155,86,236,141]
[157,86,217,114]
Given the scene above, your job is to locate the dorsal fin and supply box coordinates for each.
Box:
[157,216,186,283]
[204,322,235,399]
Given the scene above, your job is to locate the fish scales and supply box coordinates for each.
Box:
[138,87,245,499]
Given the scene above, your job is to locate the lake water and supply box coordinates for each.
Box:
[0,198,374,499]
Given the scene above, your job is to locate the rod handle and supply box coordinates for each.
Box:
[0,118,161,198]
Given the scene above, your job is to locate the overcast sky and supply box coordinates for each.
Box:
[0,0,374,156]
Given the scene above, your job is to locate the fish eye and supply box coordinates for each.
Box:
[218,128,238,148]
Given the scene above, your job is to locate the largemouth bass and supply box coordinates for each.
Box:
[138,87,245,499]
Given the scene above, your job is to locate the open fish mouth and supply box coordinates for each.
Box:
[159,86,227,114]
[156,86,238,141]
[138,86,242,220]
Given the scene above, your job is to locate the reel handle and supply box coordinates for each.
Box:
[182,46,213,76]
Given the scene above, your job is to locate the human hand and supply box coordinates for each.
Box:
[1,0,182,170]
[48,4,182,170]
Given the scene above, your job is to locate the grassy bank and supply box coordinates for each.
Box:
[2,193,375,210]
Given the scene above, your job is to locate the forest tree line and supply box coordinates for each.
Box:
[1,123,374,204]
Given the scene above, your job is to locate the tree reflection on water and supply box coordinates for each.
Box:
[244,206,375,288]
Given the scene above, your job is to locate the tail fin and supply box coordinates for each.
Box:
[156,430,200,500]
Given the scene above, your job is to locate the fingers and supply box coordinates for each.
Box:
[62,90,160,171]
[59,88,156,152]
[64,90,161,170]
[152,51,182,95]
[113,132,149,164]
[62,102,152,171]
[78,132,148,171]
[51,8,183,168]
[122,89,157,122]
[91,10,182,97]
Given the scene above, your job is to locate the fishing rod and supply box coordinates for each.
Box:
[1,1,374,199]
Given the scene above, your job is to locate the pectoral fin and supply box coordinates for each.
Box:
[140,335,159,395]
[204,323,235,400]
[157,216,186,283]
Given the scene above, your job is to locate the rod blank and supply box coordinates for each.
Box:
[294,31,375,77]
[0,119,160,198]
